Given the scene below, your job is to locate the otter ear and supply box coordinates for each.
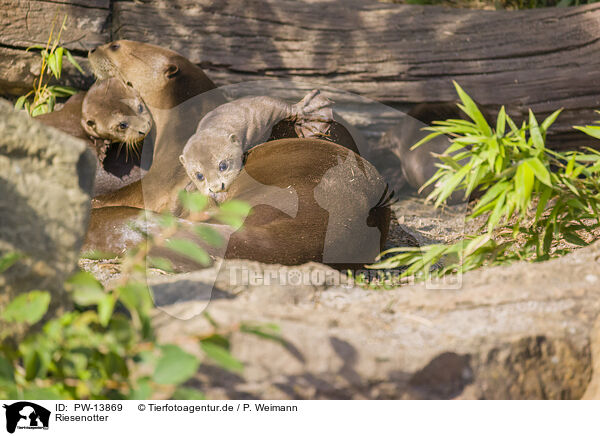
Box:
[228,133,239,144]
[179,154,186,166]
[164,64,179,79]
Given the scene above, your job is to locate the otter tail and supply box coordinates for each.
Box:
[291,89,334,139]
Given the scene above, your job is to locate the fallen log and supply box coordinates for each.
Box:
[113,0,600,149]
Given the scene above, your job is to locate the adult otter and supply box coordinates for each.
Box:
[88,41,362,212]
[88,40,226,212]
[36,78,153,196]
[84,138,391,270]
[180,90,333,203]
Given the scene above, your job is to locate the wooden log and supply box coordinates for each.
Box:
[0,0,108,95]
[112,0,600,149]
[0,0,109,50]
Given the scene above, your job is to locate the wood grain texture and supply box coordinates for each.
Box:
[0,0,110,50]
[0,0,107,95]
[113,0,600,148]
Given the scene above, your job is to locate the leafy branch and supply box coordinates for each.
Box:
[14,15,83,117]
[0,193,278,400]
[369,81,600,280]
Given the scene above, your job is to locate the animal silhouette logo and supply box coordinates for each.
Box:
[2,402,50,433]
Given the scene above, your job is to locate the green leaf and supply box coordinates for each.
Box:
[23,348,41,380]
[528,110,544,150]
[453,81,491,136]
[178,191,209,213]
[31,104,48,117]
[98,295,116,327]
[496,106,506,137]
[26,44,47,52]
[46,53,59,79]
[219,200,252,217]
[515,161,534,210]
[563,231,587,246]
[194,225,224,247]
[200,341,244,374]
[565,154,576,177]
[48,85,78,97]
[1,291,50,325]
[147,256,175,273]
[0,356,15,382]
[117,282,153,316]
[54,46,64,78]
[541,109,562,131]
[67,271,106,306]
[153,345,200,385]
[65,49,85,75]
[526,158,552,187]
[574,125,600,139]
[129,378,153,400]
[535,186,553,223]
[410,131,446,150]
[0,252,22,274]
[14,96,28,111]
[165,238,211,266]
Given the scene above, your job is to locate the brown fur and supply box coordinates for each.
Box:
[36,80,153,196]
[88,40,226,212]
[84,138,391,270]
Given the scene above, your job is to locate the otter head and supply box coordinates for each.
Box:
[82,78,153,154]
[88,40,214,109]
[179,131,244,203]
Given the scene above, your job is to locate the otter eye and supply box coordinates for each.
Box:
[137,104,144,114]
[218,161,228,172]
[196,173,204,182]
[110,43,120,51]
[126,82,133,88]
[86,120,96,127]
[118,121,129,130]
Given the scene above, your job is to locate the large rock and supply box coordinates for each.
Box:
[151,241,600,399]
[0,99,96,325]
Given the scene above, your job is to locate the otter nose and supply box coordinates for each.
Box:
[90,47,96,53]
[209,183,225,193]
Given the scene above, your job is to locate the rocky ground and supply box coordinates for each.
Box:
[78,193,600,399]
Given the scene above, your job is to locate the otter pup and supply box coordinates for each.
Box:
[37,78,152,161]
[81,78,153,160]
[179,89,333,203]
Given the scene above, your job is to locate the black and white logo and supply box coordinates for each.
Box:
[2,402,50,434]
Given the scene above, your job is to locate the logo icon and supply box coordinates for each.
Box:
[2,402,50,434]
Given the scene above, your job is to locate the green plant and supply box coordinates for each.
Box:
[14,15,83,117]
[369,82,600,280]
[0,193,279,400]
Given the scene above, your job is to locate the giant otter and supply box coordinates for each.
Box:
[88,40,226,212]
[179,90,333,203]
[84,138,391,270]
[36,78,153,196]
